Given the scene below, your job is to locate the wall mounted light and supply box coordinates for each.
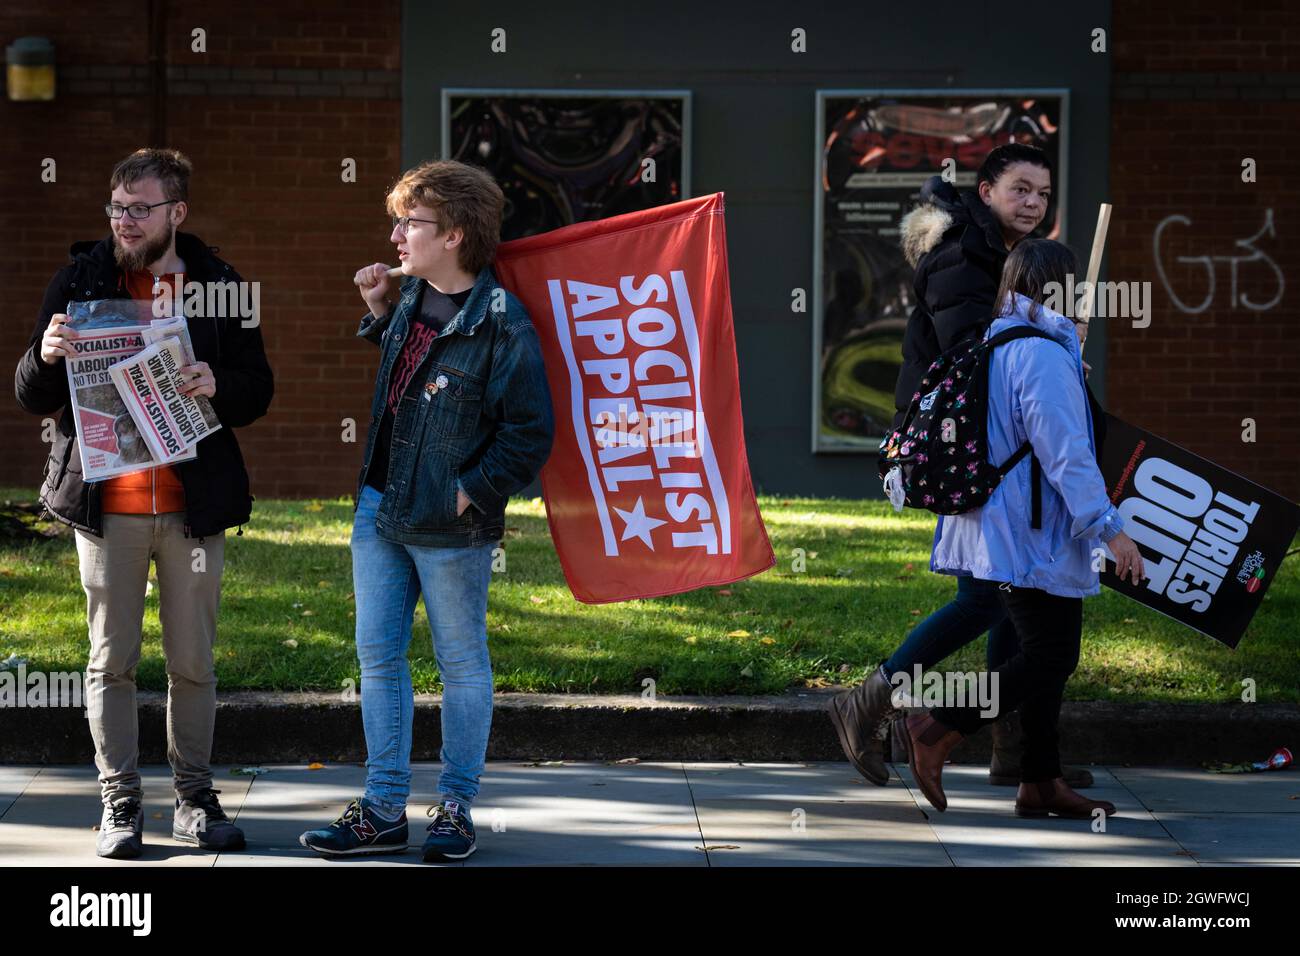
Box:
[6,36,55,102]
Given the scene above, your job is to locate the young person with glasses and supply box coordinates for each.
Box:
[299,160,554,861]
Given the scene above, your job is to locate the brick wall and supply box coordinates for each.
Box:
[3,2,1297,504]
[1106,0,1300,500]
[0,0,401,500]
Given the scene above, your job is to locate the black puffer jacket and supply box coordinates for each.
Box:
[13,231,274,537]
[892,177,1107,455]
[893,176,1008,428]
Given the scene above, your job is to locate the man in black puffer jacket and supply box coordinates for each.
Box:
[13,148,272,860]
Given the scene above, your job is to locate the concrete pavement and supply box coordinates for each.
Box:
[1,761,1296,866]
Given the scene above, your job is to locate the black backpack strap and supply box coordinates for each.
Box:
[993,441,1043,530]
[983,326,1058,349]
[985,326,1061,531]
[995,440,1033,478]
[1030,455,1042,530]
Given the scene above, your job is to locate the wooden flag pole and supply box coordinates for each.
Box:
[1077,202,1112,346]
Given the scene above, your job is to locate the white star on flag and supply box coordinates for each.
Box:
[613,496,667,550]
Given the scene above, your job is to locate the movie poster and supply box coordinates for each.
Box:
[445,91,688,241]
[814,91,1067,451]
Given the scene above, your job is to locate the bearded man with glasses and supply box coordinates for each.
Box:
[13,147,273,859]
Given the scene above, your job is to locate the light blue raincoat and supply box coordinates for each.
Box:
[930,292,1124,597]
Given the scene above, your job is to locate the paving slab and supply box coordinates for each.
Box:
[0,762,1295,867]
[212,762,436,867]
[686,762,949,866]
[469,761,705,866]
[215,761,704,867]
[0,766,40,820]
[893,765,1196,867]
[0,766,251,867]
[1150,814,1300,865]
[1111,766,1300,813]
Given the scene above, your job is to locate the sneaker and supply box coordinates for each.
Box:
[174,787,246,851]
[299,798,408,857]
[422,799,476,862]
[97,796,143,859]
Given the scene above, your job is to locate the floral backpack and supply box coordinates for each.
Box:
[878,326,1064,529]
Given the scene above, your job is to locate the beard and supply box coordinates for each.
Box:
[113,223,175,273]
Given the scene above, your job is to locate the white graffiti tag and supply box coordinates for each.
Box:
[1153,208,1283,314]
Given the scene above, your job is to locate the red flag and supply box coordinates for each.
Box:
[496,193,775,604]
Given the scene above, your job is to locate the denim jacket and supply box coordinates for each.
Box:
[929,292,1124,597]
[355,264,555,547]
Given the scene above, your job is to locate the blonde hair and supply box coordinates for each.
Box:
[385,160,505,274]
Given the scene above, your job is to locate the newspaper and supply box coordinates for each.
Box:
[62,300,218,481]
[63,300,193,480]
[141,315,221,434]
[107,337,222,465]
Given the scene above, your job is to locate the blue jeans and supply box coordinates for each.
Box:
[882,575,1020,676]
[352,484,495,814]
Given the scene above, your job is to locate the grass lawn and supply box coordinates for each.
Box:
[1,486,1296,702]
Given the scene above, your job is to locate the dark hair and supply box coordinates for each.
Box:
[977,143,1052,189]
[993,239,1078,323]
[386,160,506,274]
[110,148,193,203]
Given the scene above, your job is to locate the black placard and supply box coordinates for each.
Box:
[1099,414,1299,648]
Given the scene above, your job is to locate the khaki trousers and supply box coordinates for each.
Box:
[75,512,224,805]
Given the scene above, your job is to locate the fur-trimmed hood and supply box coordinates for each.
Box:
[899,203,955,268]
[898,175,1004,268]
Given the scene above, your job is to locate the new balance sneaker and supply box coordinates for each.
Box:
[422,799,476,862]
[299,798,408,857]
[174,787,246,851]
[97,796,143,859]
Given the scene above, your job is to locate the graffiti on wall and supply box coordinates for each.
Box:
[1153,208,1284,314]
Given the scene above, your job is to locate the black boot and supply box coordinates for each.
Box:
[988,711,1094,788]
[829,665,899,786]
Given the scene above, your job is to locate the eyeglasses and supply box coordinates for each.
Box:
[391,215,439,234]
[106,200,178,220]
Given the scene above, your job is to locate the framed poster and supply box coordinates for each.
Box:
[442,89,690,241]
[812,89,1069,452]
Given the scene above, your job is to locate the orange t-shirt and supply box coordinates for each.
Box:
[101,271,188,514]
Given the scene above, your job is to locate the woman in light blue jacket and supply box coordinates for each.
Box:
[904,239,1146,819]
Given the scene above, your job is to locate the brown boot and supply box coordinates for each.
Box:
[1015,778,1116,819]
[988,711,1095,788]
[903,712,963,812]
[828,665,898,786]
